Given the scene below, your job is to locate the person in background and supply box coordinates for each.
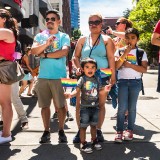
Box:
[106,17,133,120]
[19,47,35,97]
[0,9,17,144]
[151,20,160,92]
[11,18,29,130]
[65,58,111,153]
[31,10,70,143]
[72,13,115,143]
[114,28,148,143]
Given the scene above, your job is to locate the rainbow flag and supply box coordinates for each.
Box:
[61,78,77,87]
[100,68,112,78]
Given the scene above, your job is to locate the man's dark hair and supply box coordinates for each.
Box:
[80,57,97,69]
[46,10,60,20]
[125,28,140,38]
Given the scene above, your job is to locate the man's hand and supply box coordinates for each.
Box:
[45,35,56,47]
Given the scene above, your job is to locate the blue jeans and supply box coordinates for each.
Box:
[80,107,99,128]
[116,79,142,131]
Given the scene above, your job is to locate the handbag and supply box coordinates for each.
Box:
[0,60,25,85]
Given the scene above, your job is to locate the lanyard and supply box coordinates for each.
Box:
[88,34,101,57]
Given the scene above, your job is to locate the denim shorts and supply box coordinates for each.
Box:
[80,107,99,128]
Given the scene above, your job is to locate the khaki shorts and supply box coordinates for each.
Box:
[35,79,65,108]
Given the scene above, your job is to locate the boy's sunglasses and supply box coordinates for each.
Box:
[45,17,56,22]
[88,20,102,26]
[116,21,125,25]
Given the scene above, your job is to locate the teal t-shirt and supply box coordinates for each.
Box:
[34,30,70,79]
[81,35,109,69]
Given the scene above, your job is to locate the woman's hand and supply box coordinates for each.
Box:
[76,68,82,76]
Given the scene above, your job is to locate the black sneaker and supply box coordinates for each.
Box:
[80,141,93,153]
[52,112,58,119]
[67,111,74,121]
[73,130,80,143]
[97,129,104,142]
[39,131,51,144]
[58,130,67,143]
[92,139,102,150]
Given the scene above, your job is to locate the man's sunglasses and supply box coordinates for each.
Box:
[45,17,56,22]
[116,21,125,25]
[88,20,102,26]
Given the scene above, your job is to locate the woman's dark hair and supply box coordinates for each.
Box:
[46,10,60,20]
[125,28,140,38]
[0,9,18,40]
[25,46,31,55]
[118,17,133,30]
[80,57,97,69]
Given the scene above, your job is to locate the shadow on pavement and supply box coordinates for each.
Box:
[11,97,38,137]
[0,145,21,160]
[28,144,77,160]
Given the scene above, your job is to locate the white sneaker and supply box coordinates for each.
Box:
[0,135,12,144]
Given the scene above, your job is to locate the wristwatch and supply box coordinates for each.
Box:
[45,53,48,58]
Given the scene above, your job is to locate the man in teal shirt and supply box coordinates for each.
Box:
[31,9,70,143]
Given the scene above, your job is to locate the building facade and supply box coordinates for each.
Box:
[70,0,80,30]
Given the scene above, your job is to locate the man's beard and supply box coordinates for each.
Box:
[47,22,54,30]
[47,26,54,30]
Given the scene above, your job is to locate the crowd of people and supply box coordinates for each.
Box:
[0,8,159,155]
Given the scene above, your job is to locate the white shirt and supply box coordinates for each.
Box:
[115,48,148,79]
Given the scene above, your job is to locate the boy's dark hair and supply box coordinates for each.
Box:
[80,57,97,69]
[125,28,139,38]
[46,10,60,20]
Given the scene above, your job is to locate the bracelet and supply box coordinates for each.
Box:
[45,53,48,58]
[119,57,124,62]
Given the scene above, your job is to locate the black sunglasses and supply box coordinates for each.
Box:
[45,17,56,22]
[116,21,125,25]
[88,20,102,26]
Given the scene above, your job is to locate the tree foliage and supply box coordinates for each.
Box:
[129,0,160,63]
[71,29,81,40]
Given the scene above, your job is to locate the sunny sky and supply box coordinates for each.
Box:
[79,0,134,35]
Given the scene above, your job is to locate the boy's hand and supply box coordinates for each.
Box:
[64,92,71,99]
[105,84,112,92]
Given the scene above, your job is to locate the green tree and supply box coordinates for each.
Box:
[129,0,160,64]
[71,29,81,40]
[123,8,131,19]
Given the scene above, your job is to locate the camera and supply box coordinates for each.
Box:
[102,26,110,34]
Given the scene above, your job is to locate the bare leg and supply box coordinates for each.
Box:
[97,88,108,129]
[0,84,13,137]
[90,125,97,140]
[41,107,50,131]
[58,107,66,130]
[80,127,86,143]
[19,80,28,96]
[27,79,34,95]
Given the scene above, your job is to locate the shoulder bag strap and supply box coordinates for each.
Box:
[89,34,101,57]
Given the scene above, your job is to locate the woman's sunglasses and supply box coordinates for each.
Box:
[88,20,102,26]
[45,17,56,22]
[116,21,125,26]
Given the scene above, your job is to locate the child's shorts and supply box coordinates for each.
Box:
[80,107,99,128]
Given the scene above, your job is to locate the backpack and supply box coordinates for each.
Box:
[119,47,145,95]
